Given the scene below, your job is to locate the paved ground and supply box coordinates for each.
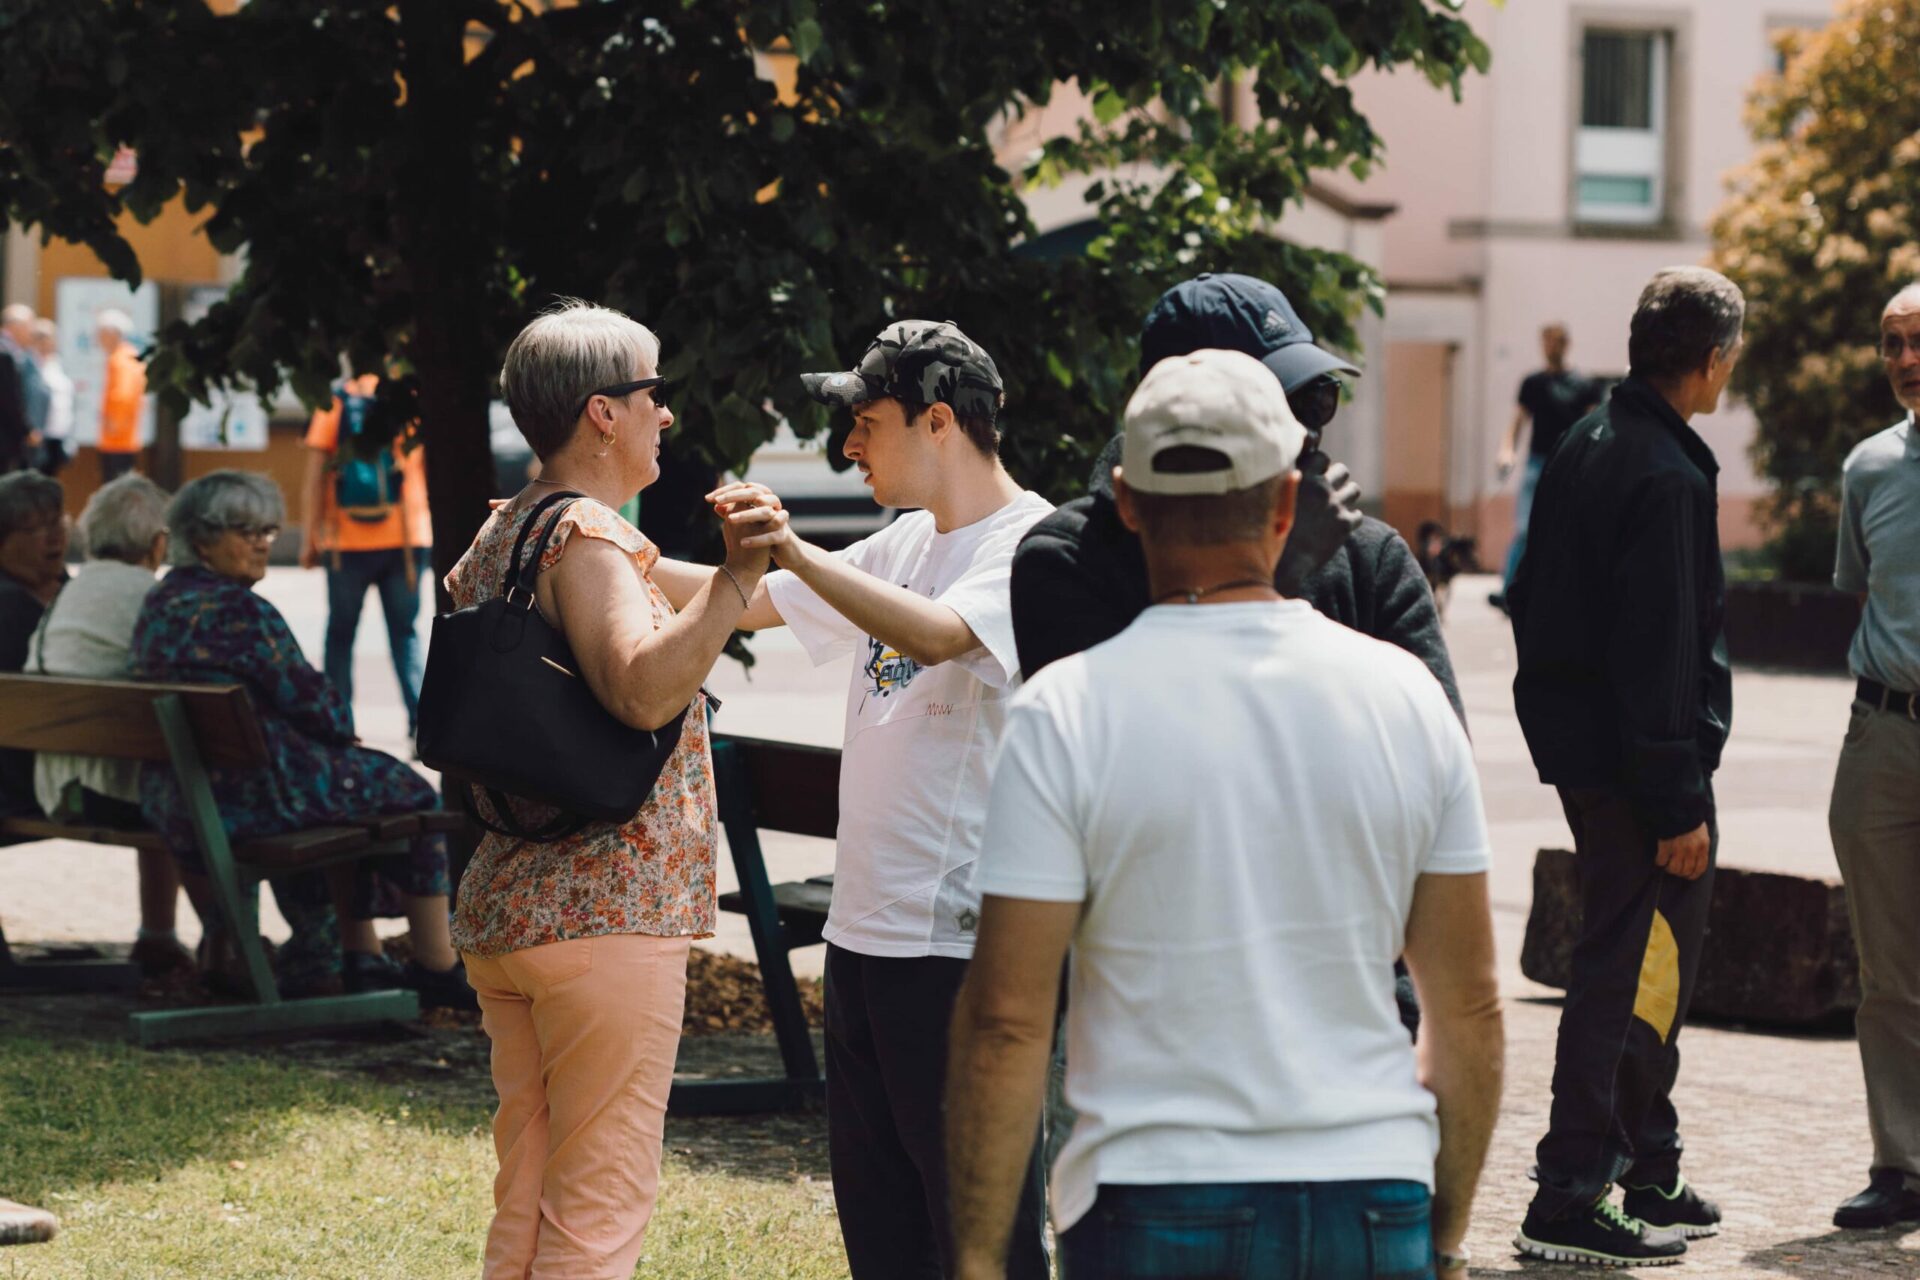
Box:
[3,566,1914,1275]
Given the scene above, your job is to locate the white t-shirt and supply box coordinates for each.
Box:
[766,489,1054,958]
[974,601,1491,1231]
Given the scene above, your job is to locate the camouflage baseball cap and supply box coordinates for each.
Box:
[801,320,1005,421]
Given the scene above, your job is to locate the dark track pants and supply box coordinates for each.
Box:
[824,943,1050,1280]
[1532,786,1717,1217]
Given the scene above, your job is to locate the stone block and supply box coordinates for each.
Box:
[1520,848,1860,1026]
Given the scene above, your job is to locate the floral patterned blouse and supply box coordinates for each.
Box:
[444,496,717,957]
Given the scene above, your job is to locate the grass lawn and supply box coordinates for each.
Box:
[0,997,846,1279]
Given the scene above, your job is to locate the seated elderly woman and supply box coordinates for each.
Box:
[0,469,70,815]
[131,469,469,1007]
[26,474,209,978]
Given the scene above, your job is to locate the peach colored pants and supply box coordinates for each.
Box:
[464,934,691,1280]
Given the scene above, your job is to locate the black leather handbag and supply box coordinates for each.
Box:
[416,490,690,841]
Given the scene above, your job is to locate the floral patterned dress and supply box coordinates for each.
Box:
[131,566,450,979]
[443,496,717,958]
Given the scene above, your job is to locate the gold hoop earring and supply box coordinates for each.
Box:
[596,431,616,458]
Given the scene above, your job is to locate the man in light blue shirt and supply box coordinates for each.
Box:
[1829,281,1920,1230]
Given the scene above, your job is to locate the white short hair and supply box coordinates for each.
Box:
[79,474,170,564]
[498,299,661,459]
[95,309,133,336]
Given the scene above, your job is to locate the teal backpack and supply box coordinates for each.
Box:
[332,385,403,524]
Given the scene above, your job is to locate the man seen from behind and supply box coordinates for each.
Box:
[948,348,1503,1280]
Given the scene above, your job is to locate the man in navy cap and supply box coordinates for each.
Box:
[1011,272,1462,716]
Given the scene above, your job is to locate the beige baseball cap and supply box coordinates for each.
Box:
[1120,348,1307,495]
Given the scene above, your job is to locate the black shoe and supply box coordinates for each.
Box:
[1623,1174,1721,1239]
[1515,1195,1688,1267]
[342,949,405,994]
[1833,1169,1920,1229]
[404,958,478,1011]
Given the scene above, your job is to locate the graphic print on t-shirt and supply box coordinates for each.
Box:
[862,632,921,704]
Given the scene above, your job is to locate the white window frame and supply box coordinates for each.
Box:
[1575,28,1670,227]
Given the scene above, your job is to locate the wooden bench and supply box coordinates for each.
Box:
[668,733,839,1116]
[0,673,465,1045]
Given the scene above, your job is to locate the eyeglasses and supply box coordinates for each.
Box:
[1881,334,1920,362]
[226,523,280,543]
[574,376,669,422]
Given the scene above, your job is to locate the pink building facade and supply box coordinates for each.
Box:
[1326,0,1833,557]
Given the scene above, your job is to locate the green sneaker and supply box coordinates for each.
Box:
[1516,1194,1688,1267]
[1623,1173,1721,1239]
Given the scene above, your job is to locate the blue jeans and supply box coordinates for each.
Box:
[323,547,429,734]
[1501,454,1546,590]
[1060,1179,1434,1280]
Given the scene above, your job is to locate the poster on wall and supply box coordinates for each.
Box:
[55,278,157,449]
[176,285,268,451]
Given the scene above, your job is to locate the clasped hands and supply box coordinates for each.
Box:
[706,480,795,574]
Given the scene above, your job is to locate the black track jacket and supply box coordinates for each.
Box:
[1509,375,1731,839]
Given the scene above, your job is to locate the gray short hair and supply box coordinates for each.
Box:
[0,470,63,540]
[95,308,132,337]
[1628,267,1746,384]
[499,299,661,459]
[79,474,170,564]
[167,470,284,566]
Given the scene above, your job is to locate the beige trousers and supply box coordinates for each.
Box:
[464,934,691,1280]
[1830,698,1920,1185]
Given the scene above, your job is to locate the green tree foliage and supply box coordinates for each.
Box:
[1711,0,1920,580]
[0,1,1485,580]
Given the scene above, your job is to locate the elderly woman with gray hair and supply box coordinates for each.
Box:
[25,474,208,976]
[130,470,468,1006]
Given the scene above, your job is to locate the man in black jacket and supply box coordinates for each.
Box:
[1509,266,1742,1267]
[1010,273,1463,719]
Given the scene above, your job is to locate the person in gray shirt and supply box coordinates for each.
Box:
[1829,281,1920,1230]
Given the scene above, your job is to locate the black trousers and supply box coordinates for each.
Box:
[825,944,1051,1280]
[1533,786,1717,1217]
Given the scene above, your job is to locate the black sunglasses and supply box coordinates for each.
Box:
[574,376,668,422]
[1286,375,1342,434]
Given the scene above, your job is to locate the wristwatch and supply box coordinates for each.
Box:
[1435,1243,1471,1273]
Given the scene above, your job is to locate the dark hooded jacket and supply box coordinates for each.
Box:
[1010,436,1464,720]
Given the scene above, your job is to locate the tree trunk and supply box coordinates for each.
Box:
[393,0,494,612]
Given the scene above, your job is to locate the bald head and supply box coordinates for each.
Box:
[1881,284,1920,410]
[0,304,32,342]
[1884,283,1920,319]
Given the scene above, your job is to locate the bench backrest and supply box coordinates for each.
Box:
[0,674,269,769]
[713,734,840,839]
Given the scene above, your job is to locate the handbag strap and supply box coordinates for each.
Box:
[502,490,584,604]
[455,779,590,843]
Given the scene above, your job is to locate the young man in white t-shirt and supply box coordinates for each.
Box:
[701,320,1054,1279]
[944,349,1505,1280]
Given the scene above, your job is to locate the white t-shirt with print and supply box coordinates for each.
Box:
[766,489,1054,958]
[974,601,1491,1231]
